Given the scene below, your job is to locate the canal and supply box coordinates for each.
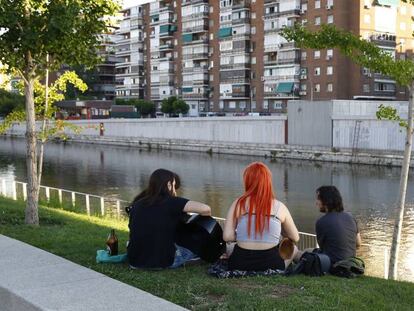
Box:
[0,136,413,281]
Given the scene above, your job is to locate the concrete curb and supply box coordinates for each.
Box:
[0,235,188,311]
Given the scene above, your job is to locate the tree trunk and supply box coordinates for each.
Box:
[24,68,40,225]
[388,84,414,280]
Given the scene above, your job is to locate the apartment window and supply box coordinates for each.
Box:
[315,0,321,9]
[209,20,214,27]
[363,84,370,92]
[327,66,333,75]
[363,0,371,8]
[263,100,269,109]
[327,49,333,59]
[301,3,307,13]
[327,0,334,8]
[364,14,370,24]
[314,50,321,59]
[210,74,214,81]
[210,33,214,40]
[302,19,307,26]
[301,51,307,60]
[229,101,236,109]
[400,22,406,31]
[252,26,256,34]
[327,15,334,24]
[327,83,333,92]
[315,16,321,25]
[251,12,256,19]
[252,57,256,64]
[210,6,213,13]
[300,84,307,91]
[239,101,246,109]
[210,61,214,68]
[314,67,321,76]
[314,84,320,92]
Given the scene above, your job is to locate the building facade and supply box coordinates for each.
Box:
[115,0,413,114]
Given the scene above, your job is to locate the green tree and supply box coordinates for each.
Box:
[0,0,119,225]
[136,99,155,117]
[161,96,176,116]
[0,89,24,117]
[281,18,414,280]
[174,99,190,115]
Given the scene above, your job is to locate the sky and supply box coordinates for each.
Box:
[122,0,152,8]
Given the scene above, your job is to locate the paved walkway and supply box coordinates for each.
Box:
[0,235,188,311]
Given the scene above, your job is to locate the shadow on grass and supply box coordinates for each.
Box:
[1,196,414,311]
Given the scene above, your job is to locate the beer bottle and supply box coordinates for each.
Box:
[106,229,118,256]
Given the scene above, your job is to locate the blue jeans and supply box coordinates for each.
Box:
[170,244,198,268]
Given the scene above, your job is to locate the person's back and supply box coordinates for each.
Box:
[314,186,361,265]
[316,211,358,264]
[128,196,188,268]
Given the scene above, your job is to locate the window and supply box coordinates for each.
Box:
[251,12,256,19]
[229,101,236,109]
[363,84,370,92]
[210,33,214,40]
[327,83,333,92]
[314,67,321,76]
[314,84,320,92]
[327,15,333,24]
[327,49,333,59]
[301,51,307,60]
[210,74,214,81]
[300,84,307,91]
[327,66,333,75]
[314,50,321,59]
[315,16,321,25]
[364,14,370,24]
[301,3,307,13]
[251,26,256,34]
[315,0,321,9]
[327,0,334,8]
[252,57,256,64]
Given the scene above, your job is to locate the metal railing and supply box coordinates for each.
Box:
[0,178,318,249]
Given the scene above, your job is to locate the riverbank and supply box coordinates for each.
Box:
[61,134,414,167]
[1,196,413,310]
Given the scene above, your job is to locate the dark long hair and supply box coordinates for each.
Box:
[130,169,181,208]
[316,186,344,212]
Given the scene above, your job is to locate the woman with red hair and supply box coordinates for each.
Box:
[223,162,299,271]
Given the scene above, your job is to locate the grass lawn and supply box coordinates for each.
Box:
[1,196,413,311]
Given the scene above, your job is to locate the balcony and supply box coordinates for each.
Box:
[232,17,250,25]
[182,65,209,73]
[370,33,397,48]
[182,24,209,34]
[264,56,301,66]
[182,0,209,5]
[159,43,174,50]
[264,42,297,52]
[233,0,251,9]
[263,9,300,20]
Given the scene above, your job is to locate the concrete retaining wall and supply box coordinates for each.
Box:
[8,116,287,145]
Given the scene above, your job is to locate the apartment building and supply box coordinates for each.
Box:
[115,6,145,100]
[117,0,413,114]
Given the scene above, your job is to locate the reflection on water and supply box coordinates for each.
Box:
[0,137,413,281]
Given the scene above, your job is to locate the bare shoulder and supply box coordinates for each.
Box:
[274,199,288,219]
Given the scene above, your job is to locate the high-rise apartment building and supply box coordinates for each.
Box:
[115,6,145,100]
[117,0,413,114]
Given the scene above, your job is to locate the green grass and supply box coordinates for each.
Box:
[1,196,413,311]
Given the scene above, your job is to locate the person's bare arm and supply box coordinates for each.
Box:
[280,204,300,243]
[183,201,211,216]
[223,200,238,242]
[356,232,362,249]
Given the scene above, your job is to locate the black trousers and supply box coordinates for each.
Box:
[228,244,285,271]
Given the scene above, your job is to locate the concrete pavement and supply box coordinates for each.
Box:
[0,235,188,311]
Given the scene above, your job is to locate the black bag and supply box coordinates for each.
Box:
[285,251,331,277]
[175,214,225,263]
[330,257,365,278]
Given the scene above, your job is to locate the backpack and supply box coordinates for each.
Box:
[285,251,331,277]
[330,257,365,278]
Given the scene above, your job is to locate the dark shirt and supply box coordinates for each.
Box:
[127,195,189,268]
[315,211,359,264]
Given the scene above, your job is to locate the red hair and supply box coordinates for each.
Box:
[233,162,275,237]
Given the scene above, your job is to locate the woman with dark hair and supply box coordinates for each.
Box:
[127,168,211,269]
[223,162,300,271]
[314,186,362,264]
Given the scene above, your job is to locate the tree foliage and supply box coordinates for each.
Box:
[0,89,24,117]
[115,98,155,117]
[161,96,189,115]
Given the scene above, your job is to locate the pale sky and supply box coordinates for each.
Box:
[122,0,152,8]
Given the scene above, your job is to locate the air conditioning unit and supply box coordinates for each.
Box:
[299,91,307,95]
[261,76,265,81]
[326,55,333,60]
[300,75,307,79]
[326,4,333,9]
[364,4,371,9]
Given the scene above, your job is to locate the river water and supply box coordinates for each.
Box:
[0,136,413,281]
